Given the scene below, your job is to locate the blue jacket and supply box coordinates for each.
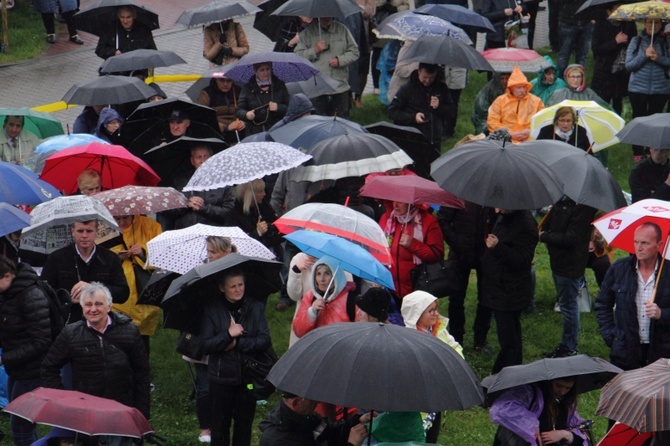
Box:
[625,32,670,95]
[595,255,670,370]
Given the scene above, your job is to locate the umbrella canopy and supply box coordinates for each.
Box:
[140,136,228,181]
[20,195,120,255]
[0,203,31,238]
[223,51,320,84]
[274,203,391,264]
[597,423,655,446]
[24,134,108,174]
[482,355,622,403]
[62,75,157,106]
[481,47,552,73]
[267,322,484,412]
[289,133,413,182]
[272,0,361,19]
[373,10,472,44]
[184,63,240,101]
[364,122,436,179]
[39,142,161,195]
[596,358,670,432]
[609,1,670,21]
[414,4,495,33]
[360,175,465,209]
[593,199,670,257]
[430,139,565,210]
[398,35,493,71]
[161,253,282,332]
[285,73,340,99]
[0,161,61,206]
[284,230,395,289]
[146,224,276,274]
[74,0,159,36]
[616,113,670,149]
[3,387,153,438]
[99,49,186,74]
[183,141,312,192]
[92,185,188,216]
[531,100,625,152]
[0,108,63,139]
[268,115,367,149]
[177,1,262,27]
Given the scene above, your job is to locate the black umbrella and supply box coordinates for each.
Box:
[161,253,282,332]
[272,0,360,19]
[267,322,484,412]
[430,139,565,210]
[268,115,367,150]
[61,75,156,106]
[74,0,159,37]
[576,0,638,14]
[289,133,414,182]
[141,136,228,182]
[99,49,186,74]
[184,63,240,101]
[177,1,262,28]
[415,4,495,33]
[482,355,622,405]
[364,121,437,179]
[126,98,219,129]
[286,73,340,99]
[399,35,493,71]
[615,113,670,149]
[253,0,288,41]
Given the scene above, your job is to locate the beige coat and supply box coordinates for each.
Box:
[203,20,250,66]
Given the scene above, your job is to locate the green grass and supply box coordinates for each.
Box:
[0,3,51,63]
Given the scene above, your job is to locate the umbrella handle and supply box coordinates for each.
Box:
[650,233,670,304]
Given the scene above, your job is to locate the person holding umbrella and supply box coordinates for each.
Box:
[197,73,246,143]
[0,116,40,166]
[628,148,670,203]
[95,6,157,61]
[235,62,290,135]
[536,106,592,152]
[203,19,250,67]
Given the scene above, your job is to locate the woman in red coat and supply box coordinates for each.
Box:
[379,201,445,298]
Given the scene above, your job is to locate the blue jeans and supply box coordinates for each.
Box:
[557,22,594,76]
[553,273,580,352]
[7,376,42,446]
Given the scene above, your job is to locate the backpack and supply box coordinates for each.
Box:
[32,280,71,340]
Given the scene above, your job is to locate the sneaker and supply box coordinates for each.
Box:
[543,346,577,358]
[554,302,561,312]
[70,35,84,45]
[46,34,56,44]
[198,434,211,443]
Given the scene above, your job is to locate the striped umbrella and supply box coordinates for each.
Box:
[596,358,670,432]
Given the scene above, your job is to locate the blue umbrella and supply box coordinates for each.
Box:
[223,52,320,83]
[284,230,395,290]
[268,115,367,150]
[373,10,472,44]
[415,4,495,33]
[0,203,31,238]
[24,134,108,174]
[0,161,61,205]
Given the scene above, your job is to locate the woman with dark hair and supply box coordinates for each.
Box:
[536,106,592,152]
[235,62,290,135]
[200,269,272,446]
[197,73,246,143]
[490,377,587,445]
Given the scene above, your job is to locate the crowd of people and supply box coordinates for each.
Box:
[3,0,670,445]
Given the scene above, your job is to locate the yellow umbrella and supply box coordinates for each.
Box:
[609,1,670,45]
[530,100,625,152]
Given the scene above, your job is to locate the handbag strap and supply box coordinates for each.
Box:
[425,244,447,267]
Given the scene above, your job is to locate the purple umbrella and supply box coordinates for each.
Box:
[223,51,320,83]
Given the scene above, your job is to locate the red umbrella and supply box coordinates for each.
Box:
[40,142,160,195]
[481,47,551,73]
[596,423,653,446]
[3,387,153,438]
[359,175,465,208]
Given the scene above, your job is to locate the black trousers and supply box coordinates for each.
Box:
[447,263,491,347]
[41,11,77,37]
[492,309,523,374]
[210,382,256,446]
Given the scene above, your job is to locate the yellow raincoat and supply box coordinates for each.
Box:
[110,215,162,335]
[487,66,544,143]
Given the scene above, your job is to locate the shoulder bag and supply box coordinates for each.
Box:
[411,245,462,298]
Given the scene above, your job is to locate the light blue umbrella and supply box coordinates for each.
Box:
[25,134,108,174]
[0,203,31,238]
[284,230,395,290]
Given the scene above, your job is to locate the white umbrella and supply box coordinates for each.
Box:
[146,224,275,274]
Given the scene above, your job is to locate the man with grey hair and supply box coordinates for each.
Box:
[42,282,150,445]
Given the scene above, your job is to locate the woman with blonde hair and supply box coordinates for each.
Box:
[536,106,592,152]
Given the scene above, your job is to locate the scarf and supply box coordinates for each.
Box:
[384,207,424,264]
[554,126,574,142]
[256,77,272,87]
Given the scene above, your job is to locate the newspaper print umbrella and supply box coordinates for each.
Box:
[20,195,119,255]
[183,141,312,192]
[373,10,472,44]
[146,224,275,274]
[481,47,552,73]
[92,185,188,216]
[223,52,320,84]
[177,1,261,28]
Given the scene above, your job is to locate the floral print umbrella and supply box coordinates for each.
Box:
[92,185,188,216]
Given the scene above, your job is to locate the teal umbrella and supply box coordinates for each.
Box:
[0,108,64,139]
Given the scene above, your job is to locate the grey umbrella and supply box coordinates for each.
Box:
[286,73,340,99]
[430,139,564,210]
[268,115,367,149]
[415,4,495,33]
[615,113,670,149]
[399,35,493,71]
[177,1,262,28]
[267,322,484,412]
[99,49,187,74]
[62,75,156,105]
[272,0,361,19]
[74,0,159,37]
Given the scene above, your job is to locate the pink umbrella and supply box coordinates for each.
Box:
[359,175,465,208]
[40,142,160,195]
[480,47,551,73]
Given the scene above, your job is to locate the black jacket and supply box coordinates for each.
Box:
[628,158,670,203]
[479,0,527,43]
[540,198,597,279]
[591,16,637,100]
[259,400,360,446]
[95,22,157,60]
[388,70,456,146]
[200,296,271,386]
[41,311,151,419]
[595,255,670,370]
[225,199,282,251]
[480,210,538,312]
[0,263,52,380]
[537,124,591,152]
[437,201,489,268]
[41,244,129,323]
[235,74,290,135]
